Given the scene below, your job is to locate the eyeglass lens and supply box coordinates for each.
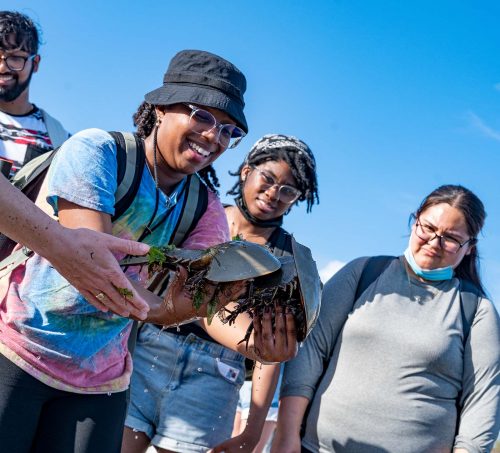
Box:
[0,55,31,71]
[416,222,461,253]
[188,107,244,149]
[255,169,300,203]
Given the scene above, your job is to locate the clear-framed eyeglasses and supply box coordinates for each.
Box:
[0,53,36,72]
[183,104,246,149]
[251,166,301,204]
[415,219,477,254]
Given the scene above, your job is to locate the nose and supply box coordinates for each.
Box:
[427,234,443,250]
[265,185,280,201]
[199,127,219,145]
[0,57,9,71]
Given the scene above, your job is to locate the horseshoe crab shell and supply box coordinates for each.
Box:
[291,237,322,340]
[204,240,281,282]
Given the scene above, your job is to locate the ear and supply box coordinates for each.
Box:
[240,165,252,182]
[32,54,40,73]
[155,106,166,123]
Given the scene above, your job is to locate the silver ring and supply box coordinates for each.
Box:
[95,292,106,302]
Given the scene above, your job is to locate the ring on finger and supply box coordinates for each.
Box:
[95,291,106,302]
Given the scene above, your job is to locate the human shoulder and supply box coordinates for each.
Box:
[181,184,230,249]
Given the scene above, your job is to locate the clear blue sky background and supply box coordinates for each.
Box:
[10,0,500,307]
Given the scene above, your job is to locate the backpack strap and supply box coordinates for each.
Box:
[458,280,480,342]
[354,256,398,301]
[268,227,292,257]
[40,109,69,149]
[108,132,146,221]
[170,174,208,247]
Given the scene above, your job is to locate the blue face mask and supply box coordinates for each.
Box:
[404,247,454,281]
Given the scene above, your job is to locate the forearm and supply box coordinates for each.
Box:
[0,176,64,254]
[243,364,280,438]
[275,395,309,436]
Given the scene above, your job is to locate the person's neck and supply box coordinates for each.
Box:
[144,134,185,194]
[0,91,33,115]
[226,205,275,244]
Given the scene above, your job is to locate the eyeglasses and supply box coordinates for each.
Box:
[183,104,246,149]
[415,219,476,254]
[0,54,36,72]
[250,166,301,204]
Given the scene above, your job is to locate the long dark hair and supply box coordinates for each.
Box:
[132,101,220,194]
[412,184,486,295]
[227,138,319,213]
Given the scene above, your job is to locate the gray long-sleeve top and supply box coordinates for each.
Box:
[282,256,500,453]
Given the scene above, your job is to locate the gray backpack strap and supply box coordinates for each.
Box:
[170,174,208,247]
[40,109,69,148]
[0,247,34,280]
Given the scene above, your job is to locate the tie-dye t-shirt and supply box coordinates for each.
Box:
[0,128,229,394]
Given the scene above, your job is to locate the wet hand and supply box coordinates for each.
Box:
[252,304,298,363]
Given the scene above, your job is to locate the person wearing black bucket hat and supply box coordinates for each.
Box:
[122,133,319,453]
[0,50,296,453]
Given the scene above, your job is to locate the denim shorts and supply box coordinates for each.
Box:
[237,365,283,422]
[125,323,245,452]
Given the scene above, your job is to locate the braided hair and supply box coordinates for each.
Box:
[133,101,220,194]
[227,134,319,212]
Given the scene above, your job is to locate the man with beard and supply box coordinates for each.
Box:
[0,11,68,176]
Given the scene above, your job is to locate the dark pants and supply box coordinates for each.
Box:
[0,353,127,453]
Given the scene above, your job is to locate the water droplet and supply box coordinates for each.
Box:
[107,392,112,396]
[153,355,158,361]
[176,324,181,332]
[119,331,124,337]
[151,364,156,369]
[197,367,203,372]
[134,435,139,440]
[218,415,222,419]
[143,388,149,393]
[36,355,41,360]
[133,428,139,433]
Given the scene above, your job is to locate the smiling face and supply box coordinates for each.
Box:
[0,34,39,104]
[153,103,234,179]
[410,203,473,270]
[241,159,299,221]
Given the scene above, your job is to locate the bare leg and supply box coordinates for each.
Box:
[121,426,151,453]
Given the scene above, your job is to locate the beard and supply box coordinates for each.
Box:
[0,66,34,102]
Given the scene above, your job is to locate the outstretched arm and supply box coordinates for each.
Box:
[0,176,150,319]
[210,363,280,453]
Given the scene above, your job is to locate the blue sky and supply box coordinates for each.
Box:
[11,0,500,306]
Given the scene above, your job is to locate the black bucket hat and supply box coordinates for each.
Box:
[145,49,248,133]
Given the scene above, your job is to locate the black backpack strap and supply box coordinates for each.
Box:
[170,174,208,247]
[458,280,480,342]
[354,256,398,301]
[109,131,145,221]
[267,227,292,257]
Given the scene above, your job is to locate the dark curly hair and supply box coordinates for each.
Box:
[133,101,220,194]
[411,184,486,295]
[227,135,319,213]
[0,11,40,54]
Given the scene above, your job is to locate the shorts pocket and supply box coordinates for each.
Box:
[215,357,244,385]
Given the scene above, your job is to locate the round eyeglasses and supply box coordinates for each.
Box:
[183,104,245,149]
[251,166,301,204]
[415,219,477,254]
[0,54,35,72]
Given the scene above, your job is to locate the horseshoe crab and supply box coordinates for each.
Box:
[120,238,321,340]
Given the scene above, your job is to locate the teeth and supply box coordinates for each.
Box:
[188,140,210,157]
